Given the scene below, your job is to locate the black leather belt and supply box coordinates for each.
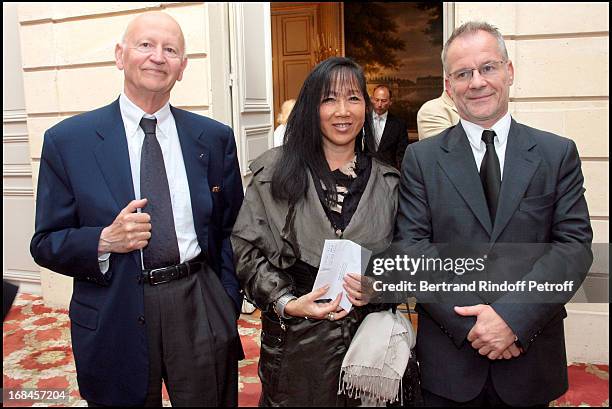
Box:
[141,258,204,286]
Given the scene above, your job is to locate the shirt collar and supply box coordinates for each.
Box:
[372,111,388,121]
[119,93,173,138]
[461,112,511,151]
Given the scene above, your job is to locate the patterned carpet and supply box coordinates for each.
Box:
[3,294,609,407]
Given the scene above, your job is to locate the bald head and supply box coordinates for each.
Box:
[115,11,189,113]
[122,12,186,57]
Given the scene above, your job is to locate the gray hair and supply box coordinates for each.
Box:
[441,21,508,74]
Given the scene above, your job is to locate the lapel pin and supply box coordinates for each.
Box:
[212,186,221,193]
[199,153,205,159]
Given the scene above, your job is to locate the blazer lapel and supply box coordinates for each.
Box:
[94,99,140,268]
[171,106,210,235]
[437,124,493,236]
[379,115,395,149]
[94,99,135,212]
[490,120,541,242]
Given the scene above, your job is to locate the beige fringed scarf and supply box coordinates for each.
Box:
[338,310,416,406]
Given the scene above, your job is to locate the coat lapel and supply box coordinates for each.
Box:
[379,115,395,148]
[437,124,493,235]
[94,99,139,268]
[171,106,210,235]
[490,120,541,242]
[94,99,135,212]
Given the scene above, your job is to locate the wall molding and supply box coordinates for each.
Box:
[3,187,34,197]
[3,165,33,177]
[240,125,272,176]
[243,125,272,135]
[18,2,189,26]
[507,31,610,41]
[234,4,273,114]
[242,101,272,113]
[511,96,609,102]
[3,134,30,143]
[3,111,28,123]
[22,53,208,72]
[3,270,41,284]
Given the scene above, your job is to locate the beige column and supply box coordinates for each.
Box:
[3,3,41,296]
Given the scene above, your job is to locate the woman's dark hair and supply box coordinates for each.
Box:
[271,57,375,204]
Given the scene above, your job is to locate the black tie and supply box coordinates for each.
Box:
[139,117,180,269]
[480,130,501,224]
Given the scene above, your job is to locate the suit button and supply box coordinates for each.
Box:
[138,316,145,325]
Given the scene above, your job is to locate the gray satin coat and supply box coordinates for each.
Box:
[231,148,399,406]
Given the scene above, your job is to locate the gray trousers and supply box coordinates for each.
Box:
[142,264,240,407]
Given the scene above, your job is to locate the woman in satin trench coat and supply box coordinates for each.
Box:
[231,58,400,406]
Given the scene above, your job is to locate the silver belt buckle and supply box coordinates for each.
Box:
[148,266,173,286]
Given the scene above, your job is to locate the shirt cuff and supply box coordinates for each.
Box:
[98,253,111,275]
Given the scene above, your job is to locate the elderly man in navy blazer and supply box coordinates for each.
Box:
[31,12,243,406]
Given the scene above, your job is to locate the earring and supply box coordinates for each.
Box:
[361,127,366,151]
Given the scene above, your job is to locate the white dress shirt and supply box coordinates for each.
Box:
[273,124,286,148]
[99,94,201,272]
[372,111,388,150]
[460,112,511,181]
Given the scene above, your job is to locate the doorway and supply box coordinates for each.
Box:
[270,2,344,127]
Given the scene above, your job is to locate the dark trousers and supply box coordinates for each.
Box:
[422,369,549,407]
[141,264,240,407]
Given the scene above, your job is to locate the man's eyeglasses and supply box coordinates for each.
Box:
[447,60,507,83]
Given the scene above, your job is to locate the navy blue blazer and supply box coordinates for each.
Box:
[30,99,244,405]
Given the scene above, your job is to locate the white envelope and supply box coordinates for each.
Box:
[313,239,372,312]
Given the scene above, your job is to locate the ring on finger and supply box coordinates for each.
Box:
[327,312,335,321]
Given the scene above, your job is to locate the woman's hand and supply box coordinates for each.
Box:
[343,273,370,307]
[284,286,349,321]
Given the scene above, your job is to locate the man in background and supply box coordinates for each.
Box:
[368,84,409,169]
[417,89,459,139]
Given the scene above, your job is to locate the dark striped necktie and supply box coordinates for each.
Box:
[139,117,180,269]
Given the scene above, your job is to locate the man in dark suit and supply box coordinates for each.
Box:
[30,12,243,406]
[368,85,409,170]
[396,22,593,406]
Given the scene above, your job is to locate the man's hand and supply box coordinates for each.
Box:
[454,304,517,360]
[98,199,151,255]
[497,343,522,360]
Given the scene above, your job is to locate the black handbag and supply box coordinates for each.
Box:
[397,307,423,407]
[401,348,423,406]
